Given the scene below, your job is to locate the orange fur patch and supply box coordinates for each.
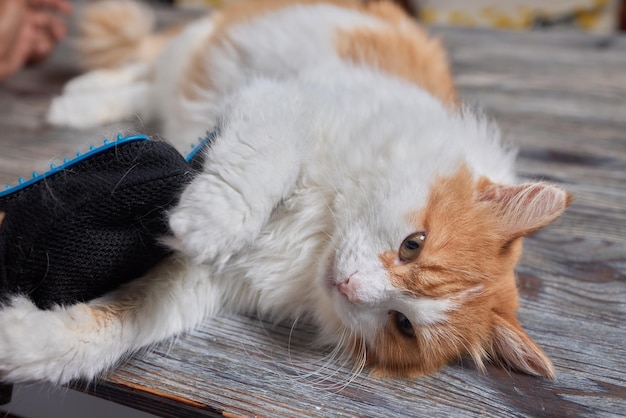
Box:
[336,4,457,106]
[369,164,569,378]
[181,0,456,104]
[383,165,521,298]
[0,211,4,226]
[369,164,562,378]
[369,308,491,378]
[90,303,122,328]
[181,0,365,100]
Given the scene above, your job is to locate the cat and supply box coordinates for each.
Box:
[0,0,571,384]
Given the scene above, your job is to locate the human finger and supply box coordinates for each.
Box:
[23,11,60,63]
[0,0,28,58]
[31,9,67,41]
[0,16,35,81]
[28,0,72,14]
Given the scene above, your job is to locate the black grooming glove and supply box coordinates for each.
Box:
[0,135,202,309]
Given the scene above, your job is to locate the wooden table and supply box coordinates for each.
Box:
[1,11,625,418]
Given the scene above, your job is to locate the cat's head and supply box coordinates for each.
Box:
[324,165,571,379]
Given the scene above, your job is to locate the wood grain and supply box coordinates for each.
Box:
[0,8,624,418]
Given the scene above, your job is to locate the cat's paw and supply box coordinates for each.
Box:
[167,174,263,265]
[0,296,109,384]
[62,70,121,94]
[47,92,123,129]
[46,94,97,129]
[47,82,151,128]
[62,64,150,95]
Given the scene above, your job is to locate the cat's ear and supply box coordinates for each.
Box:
[489,314,555,379]
[478,181,572,238]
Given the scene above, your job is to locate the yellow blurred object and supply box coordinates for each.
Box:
[416,0,619,34]
[174,0,234,9]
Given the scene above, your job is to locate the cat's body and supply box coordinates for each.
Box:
[0,0,570,384]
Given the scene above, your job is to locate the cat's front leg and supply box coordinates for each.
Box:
[168,80,309,265]
[61,63,151,95]
[47,64,155,129]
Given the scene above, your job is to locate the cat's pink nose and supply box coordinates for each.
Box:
[337,273,360,303]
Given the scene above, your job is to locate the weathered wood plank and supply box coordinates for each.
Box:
[0,11,624,418]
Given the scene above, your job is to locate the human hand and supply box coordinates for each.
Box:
[25,0,72,64]
[0,0,31,80]
[0,0,71,81]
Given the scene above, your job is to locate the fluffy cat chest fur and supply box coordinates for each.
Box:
[214,67,515,320]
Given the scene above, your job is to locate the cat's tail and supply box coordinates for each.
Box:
[77,0,177,70]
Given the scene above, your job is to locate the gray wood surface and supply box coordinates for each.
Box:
[1,10,625,418]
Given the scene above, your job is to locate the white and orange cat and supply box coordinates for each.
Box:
[0,0,570,384]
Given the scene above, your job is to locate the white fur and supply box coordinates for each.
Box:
[3,3,519,384]
[62,63,151,94]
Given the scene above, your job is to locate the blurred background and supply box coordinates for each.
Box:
[175,0,626,34]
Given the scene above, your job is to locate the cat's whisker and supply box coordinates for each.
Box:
[236,336,278,364]
[325,329,366,392]
[445,327,487,373]
[304,328,359,389]
[286,316,300,366]
[330,330,363,386]
[281,326,346,385]
[236,319,299,366]
[284,317,345,378]
[441,327,470,363]
[312,331,350,380]
[342,332,367,390]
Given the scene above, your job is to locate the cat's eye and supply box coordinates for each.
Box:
[391,311,415,338]
[398,231,426,262]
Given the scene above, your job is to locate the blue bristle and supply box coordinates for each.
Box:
[1,134,150,198]
[185,132,215,163]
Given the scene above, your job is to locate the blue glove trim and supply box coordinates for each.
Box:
[1,134,149,198]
